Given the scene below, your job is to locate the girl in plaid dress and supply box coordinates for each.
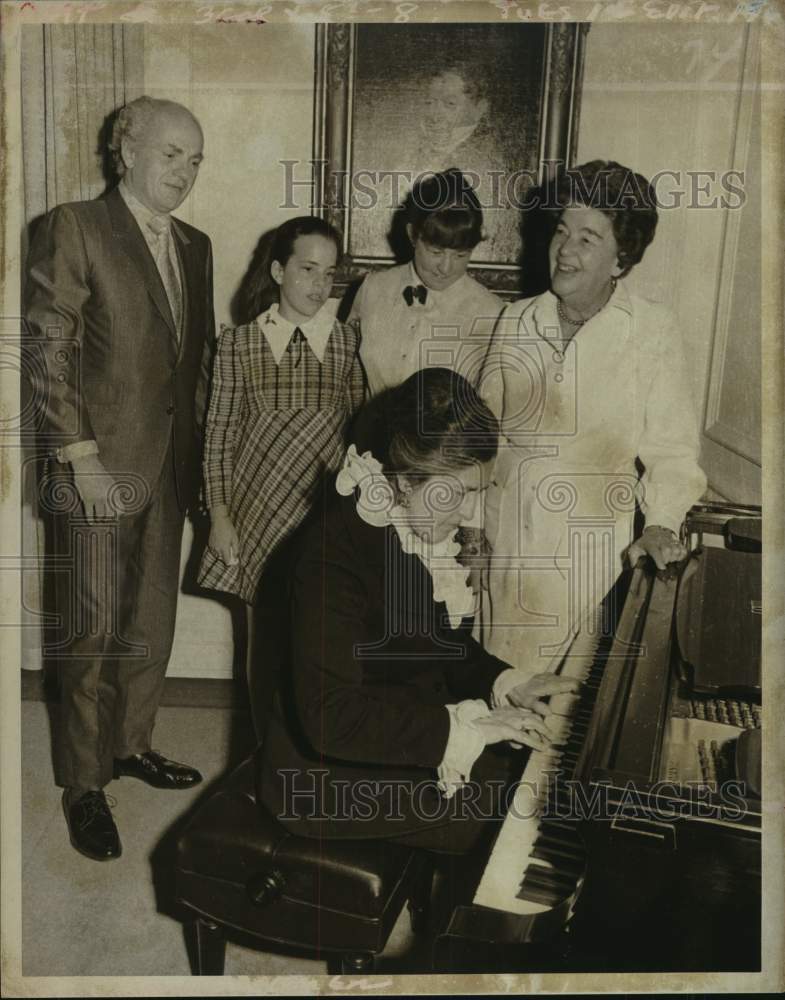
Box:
[199,217,365,613]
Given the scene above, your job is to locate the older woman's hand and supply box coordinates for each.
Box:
[627,524,687,572]
[506,673,581,717]
[474,706,553,752]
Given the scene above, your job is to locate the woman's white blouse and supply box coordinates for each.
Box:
[479,282,707,673]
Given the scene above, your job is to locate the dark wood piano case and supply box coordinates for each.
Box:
[436,503,762,974]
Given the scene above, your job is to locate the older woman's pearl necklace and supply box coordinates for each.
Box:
[557,278,617,328]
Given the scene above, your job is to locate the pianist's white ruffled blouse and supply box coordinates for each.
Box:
[337,445,522,798]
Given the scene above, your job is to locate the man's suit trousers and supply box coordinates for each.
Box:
[48,451,184,790]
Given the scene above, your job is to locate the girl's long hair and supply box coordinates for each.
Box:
[238,216,342,324]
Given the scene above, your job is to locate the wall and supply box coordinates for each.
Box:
[577,21,761,503]
[149,20,762,677]
[143,24,316,678]
[143,23,316,329]
[21,21,760,679]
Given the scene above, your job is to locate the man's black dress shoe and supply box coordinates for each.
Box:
[63,789,122,861]
[113,750,203,789]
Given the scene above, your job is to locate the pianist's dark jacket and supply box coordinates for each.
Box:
[257,488,514,843]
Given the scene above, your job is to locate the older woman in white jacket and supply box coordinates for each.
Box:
[479,160,707,676]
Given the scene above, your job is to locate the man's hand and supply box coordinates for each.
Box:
[474,706,553,752]
[70,453,118,523]
[627,524,687,572]
[208,507,240,566]
[506,673,581,717]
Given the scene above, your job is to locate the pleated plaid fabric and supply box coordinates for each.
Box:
[199,318,366,603]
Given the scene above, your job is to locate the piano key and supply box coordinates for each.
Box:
[532,844,584,868]
[518,870,575,906]
[473,752,553,915]
[530,846,584,872]
[524,863,578,887]
[545,716,572,739]
[538,827,582,849]
[516,880,565,908]
[472,618,607,916]
[538,817,582,837]
[549,693,582,716]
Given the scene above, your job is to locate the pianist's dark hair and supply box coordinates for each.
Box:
[353,367,498,479]
[555,160,659,278]
[405,168,484,252]
[237,216,342,324]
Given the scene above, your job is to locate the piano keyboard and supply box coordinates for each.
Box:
[473,615,612,916]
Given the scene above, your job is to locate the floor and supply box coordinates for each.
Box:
[20,697,427,978]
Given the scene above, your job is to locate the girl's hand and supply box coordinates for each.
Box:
[474,707,553,752]
[208,511,240,566]
[627,525,686,572]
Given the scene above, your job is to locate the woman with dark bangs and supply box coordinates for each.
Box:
[348,168,503,400]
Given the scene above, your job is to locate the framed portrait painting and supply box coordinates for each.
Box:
[314,22,589,295]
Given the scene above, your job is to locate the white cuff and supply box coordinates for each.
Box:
[491,668,525,709]
[643,515,683,536]
[56,440,99,464]
[437,699,489,799]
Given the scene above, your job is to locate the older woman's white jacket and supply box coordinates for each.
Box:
[478,282,707,673]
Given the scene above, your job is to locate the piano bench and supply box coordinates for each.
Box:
[175,757,433,975]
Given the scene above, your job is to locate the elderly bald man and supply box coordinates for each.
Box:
[26,96,215,860]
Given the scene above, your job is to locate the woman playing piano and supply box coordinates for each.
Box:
[479,159,707,673]
[258,368,576,853]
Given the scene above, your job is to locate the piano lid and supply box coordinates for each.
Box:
[675,544,761,696]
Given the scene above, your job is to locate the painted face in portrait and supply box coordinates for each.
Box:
[271,233,338,325]
[121,107,204,215]
[549,205,622,313]
[420,71,488,151]
[398,461,490,543]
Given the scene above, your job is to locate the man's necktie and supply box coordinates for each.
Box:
[147,215,183,337]
[403,284,428,307]
[287,326,306,367]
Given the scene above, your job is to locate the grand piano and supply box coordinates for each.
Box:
[436,502,762,973]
